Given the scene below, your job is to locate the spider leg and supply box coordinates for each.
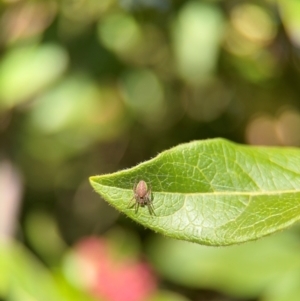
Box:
[133,181,137,191]
[146,188,152,201]
[128,181,138,210]
[135,201,140,214]
[127,196,136,209]
[144,188,155,215]
[147,201,156,215]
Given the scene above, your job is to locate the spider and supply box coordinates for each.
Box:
[128,180,155,215]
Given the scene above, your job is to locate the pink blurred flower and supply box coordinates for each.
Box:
[74,237,156,301]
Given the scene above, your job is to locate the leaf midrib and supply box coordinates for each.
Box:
[93,182,300,196]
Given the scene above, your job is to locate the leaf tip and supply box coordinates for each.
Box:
[89,175,98,187]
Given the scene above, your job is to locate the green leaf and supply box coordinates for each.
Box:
[89,138,300,246]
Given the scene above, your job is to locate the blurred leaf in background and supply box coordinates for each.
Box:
[147,230,300,301]
[172,2,224,84]
[0,44,68,110]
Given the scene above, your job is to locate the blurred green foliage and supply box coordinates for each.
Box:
[1,0,300,300]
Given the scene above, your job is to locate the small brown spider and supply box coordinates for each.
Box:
[128,180,155,215]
